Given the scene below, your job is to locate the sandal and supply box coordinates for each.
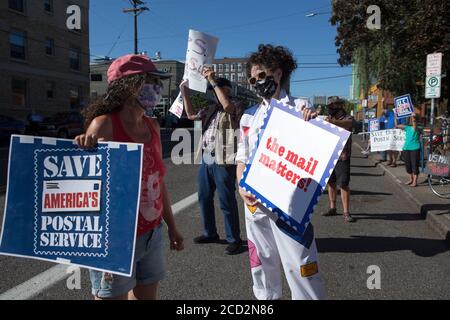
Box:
[343,213,356,223]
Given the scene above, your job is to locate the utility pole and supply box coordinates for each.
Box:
[123,0,149,54]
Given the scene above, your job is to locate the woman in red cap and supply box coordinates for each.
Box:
[75,54,184,300]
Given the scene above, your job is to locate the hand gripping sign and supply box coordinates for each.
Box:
[184,29,219,93]
[0,136,143,276]
[239,100,350,246]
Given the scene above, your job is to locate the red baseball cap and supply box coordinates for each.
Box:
[107,54,171,83]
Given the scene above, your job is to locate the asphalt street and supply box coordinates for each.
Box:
[0,138,449,300]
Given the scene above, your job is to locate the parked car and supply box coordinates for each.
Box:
[0,114,26,147]
[34,111,84,138]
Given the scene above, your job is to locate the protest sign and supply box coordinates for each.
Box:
[169,92,184,119]
[0,135,143,276]
[369,119,380,132]
[239,99,350,245]
[425,153,450,177]
[370,129,405,152]
[394,94,414,119]
[184,29,219,93]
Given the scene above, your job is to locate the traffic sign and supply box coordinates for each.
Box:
[426,75,441,98]
[426,53,442,76]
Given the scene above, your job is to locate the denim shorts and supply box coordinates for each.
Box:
[89,223,166,299]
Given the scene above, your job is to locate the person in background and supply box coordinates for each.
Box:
[75,54,184,300]
[323,96,356,223]
[180,67,244,255]
[397,115,421,187]
[382,105,398,167]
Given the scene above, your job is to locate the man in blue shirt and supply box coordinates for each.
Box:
[380,106,399,166]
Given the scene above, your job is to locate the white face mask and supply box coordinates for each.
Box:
[137,84,162,114]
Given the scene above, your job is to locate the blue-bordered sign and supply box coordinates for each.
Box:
[239,99,350,247]
[394,94,414,119]
[369,119,380,132]
[0,135,143,276]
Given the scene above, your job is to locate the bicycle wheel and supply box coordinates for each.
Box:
[428,148,450,199]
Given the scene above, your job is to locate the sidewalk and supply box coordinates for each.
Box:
[353,135,450,244]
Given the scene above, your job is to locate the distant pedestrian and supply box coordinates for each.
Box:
[381,106,398,167]
[323,96,356,223]
[397,116,421,187]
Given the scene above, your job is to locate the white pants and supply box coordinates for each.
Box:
[245,204,326,300]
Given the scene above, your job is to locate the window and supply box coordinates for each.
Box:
[218,64,223,72]
[212,64,216,72]
[231,74,236,82]
[10,29,27,60]
[238,63,242,72]
[12,79,27,107]
[224,64,229,72]
[70,86,81,109]
[91,91,98,99]
[47,81,55,99]
[90,74,103,81]
[238,74,243,82]
[44,0,53,12]
[69,47,81,70]
[45,37,54,55]
[231,63,236,72]
[9,0,24,12]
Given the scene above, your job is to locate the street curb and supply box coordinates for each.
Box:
[353,140,450,245]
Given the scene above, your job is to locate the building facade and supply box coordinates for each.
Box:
[0,0,90,121]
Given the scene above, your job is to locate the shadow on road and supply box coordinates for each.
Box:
[316,235,449,257]
[351,172,385,177]
[420,203,450,215]
[350,164,376,169]
[350,190,393,196]
[351,212,424,221]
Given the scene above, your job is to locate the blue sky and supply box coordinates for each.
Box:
[89,0,353,100]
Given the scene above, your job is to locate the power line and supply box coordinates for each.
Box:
[291,74,354,83]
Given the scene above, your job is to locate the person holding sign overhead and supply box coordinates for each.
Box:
[236,44,326,300]
[180,67,245,255]
[75,54,184,300]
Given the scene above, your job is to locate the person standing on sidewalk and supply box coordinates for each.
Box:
[382,105,399,167]
[323,96,356,223]
[236,44,326,300]
[75,54,184,300]
[180,67,244,255]
[397,116,421,187]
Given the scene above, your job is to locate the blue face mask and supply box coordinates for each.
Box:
[137,84,162,114]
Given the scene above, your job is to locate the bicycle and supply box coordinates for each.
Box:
[427,116,450,199]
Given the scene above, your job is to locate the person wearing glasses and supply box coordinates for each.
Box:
[180,67,244,255]
[235,44,326,300]
[75,54,184,300]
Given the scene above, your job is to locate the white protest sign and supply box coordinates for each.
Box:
[169,92,184,119]
[370,129,405,152]
[184,29,219,93]
[240,100,350,242]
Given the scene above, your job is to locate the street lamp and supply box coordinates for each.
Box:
[305,12,332,17]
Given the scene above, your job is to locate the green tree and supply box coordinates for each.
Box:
[331,0,450,105]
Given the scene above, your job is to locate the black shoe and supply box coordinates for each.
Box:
[193,234,220,244]
[322,208,337,216]
[225,241,242,255]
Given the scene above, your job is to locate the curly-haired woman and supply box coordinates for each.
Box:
[236,44,326,300]
[75,54,184,300]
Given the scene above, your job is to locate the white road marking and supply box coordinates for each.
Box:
[0,192,198,300]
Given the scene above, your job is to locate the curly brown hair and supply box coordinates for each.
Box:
[82,73,147,128]
[246,44,297,87]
